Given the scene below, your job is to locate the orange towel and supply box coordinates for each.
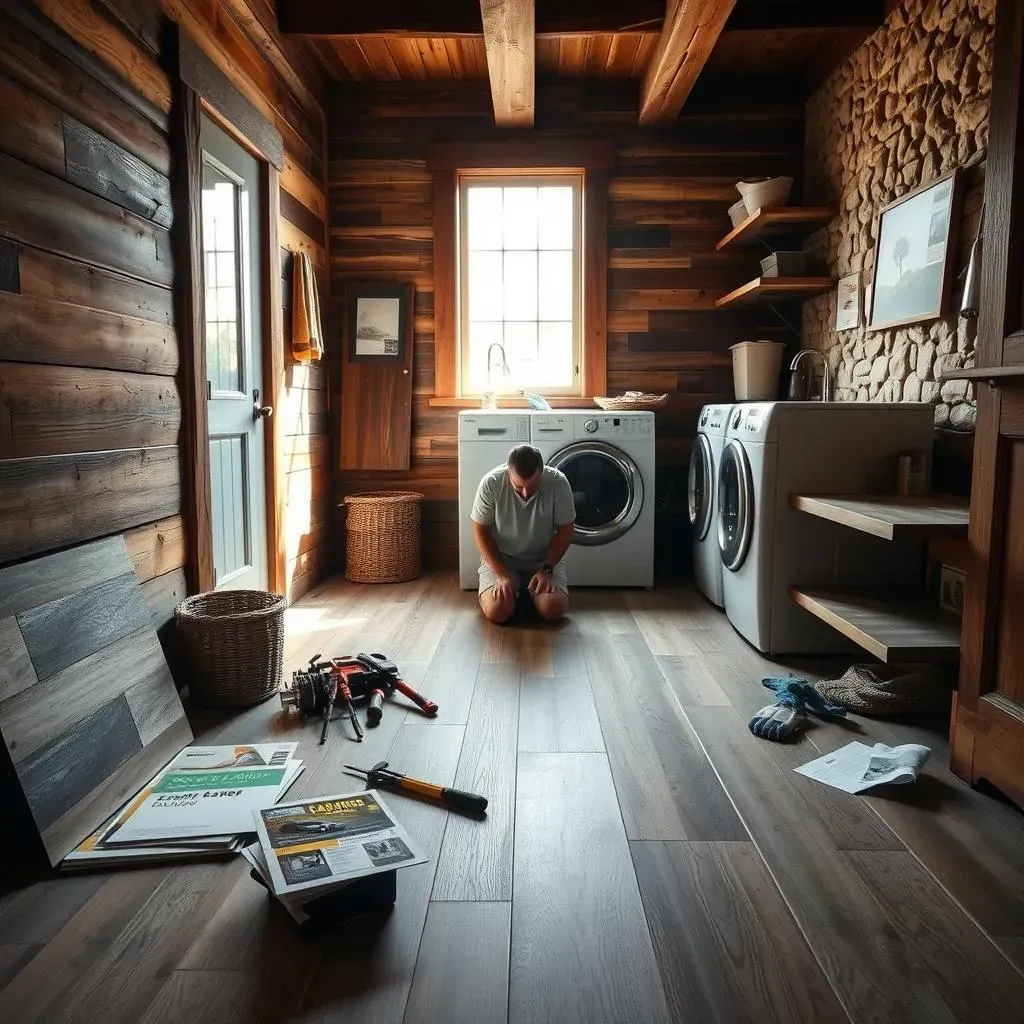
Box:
[291,251,323,363]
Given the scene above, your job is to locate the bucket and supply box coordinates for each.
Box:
[730,341,785,400]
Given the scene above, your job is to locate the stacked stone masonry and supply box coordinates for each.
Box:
[802,0,994,431]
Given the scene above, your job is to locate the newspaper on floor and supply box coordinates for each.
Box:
[252,789,425,908]
[100,743,299,845]
[794,741,931,795]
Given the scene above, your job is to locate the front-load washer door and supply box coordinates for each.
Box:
[688,433,713,541]
[549,441,644,547]
[718,439,754,571]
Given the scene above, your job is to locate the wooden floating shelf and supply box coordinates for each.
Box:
[941,365,1024,384]
[715,276,836,308]
[716,206,835,251]
[789,586,961,663]
[791,494,970,541]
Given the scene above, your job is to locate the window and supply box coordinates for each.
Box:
[458,173,583,397]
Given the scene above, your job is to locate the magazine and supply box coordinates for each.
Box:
[794,741,931,795]
[97,743,299,846]
[252,789,425,904]
[61,755,304,869]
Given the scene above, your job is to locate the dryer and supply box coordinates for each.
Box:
[690,403,733,607]
[458,410,533,589]
[719,401,935,654]
[531,411,655,587]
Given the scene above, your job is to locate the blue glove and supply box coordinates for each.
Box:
[749,677,847,742]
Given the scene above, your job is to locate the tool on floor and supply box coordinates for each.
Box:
[280,655,364,744]
[748,677,846,742]
[358,652,439,718]
[344,761,488,816]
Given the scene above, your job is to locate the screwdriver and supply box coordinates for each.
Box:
[344,760,488,816]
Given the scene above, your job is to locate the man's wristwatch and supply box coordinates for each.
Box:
[540,563,553,574]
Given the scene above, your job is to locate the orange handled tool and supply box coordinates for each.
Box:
[344,761,488,816]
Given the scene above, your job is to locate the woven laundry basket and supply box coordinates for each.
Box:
[344,491,424,583]
[175,590,286,707]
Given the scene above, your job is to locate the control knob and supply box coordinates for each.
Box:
[583,418,599,434]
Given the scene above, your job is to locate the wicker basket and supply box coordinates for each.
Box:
[175,590,286,708]
[344,491,423,583]
[593,391,669,412]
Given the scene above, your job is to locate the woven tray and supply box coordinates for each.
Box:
[344,490,424,584]
[593,391,669,412]
[175,590,286,708]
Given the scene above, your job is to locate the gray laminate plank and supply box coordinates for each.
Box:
[432,662,519,900]
[0,617,37,702]
[657,653,733,707]
[0,536,127,619]
[139,970,249,1024]
[584,632,746,841]
[0,874,106,945]
[419,607,486,725]
[296,724,466,1024]
[630,840,848,1024]
[20,694,141,831]
[17,571,151,681]
[518,672,605,753]
[0,944,39,991]
[686,705,1024,1024]
[403,902,511,1024]
[510,752,671,1024]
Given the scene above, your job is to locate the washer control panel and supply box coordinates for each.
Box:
[576,414,654,438]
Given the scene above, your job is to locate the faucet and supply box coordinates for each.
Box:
[482,343,511,409]
[789,349,833,402]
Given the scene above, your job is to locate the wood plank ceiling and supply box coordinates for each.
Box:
[280,1,886,104]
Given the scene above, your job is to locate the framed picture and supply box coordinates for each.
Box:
[345,282,412,364]
[836,271,862,330]
[939,564,965,617]
[867,168,963,331]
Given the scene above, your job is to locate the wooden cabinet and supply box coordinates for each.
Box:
[948,0,1024,809]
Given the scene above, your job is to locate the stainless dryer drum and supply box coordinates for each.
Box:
[549,440,644,546]
[718,439,754,571]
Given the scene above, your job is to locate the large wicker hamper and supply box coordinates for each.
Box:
[344,491,423,583]
[174,590,286,707]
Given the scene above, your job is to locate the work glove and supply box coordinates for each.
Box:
[748,677,846,742]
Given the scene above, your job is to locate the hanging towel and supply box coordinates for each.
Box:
[291,250,323,364]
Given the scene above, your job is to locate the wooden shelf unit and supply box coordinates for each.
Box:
[790,494,970,541]
[716,206,835,251]
[715,276,835,308]
[940,365,1024,383]
[789,587,962,662]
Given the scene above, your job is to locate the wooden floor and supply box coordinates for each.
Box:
[1,573,1023,1024]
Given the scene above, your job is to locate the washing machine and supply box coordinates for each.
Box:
[690,403,733,607]
[719,401,935,654]
[531,411,655,587]
[458,410,533,589]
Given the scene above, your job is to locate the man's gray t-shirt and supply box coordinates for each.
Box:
[470,465,576,570]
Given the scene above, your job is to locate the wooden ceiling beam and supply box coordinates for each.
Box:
[721,0,886,32]
[275,0,663,37]
[638,0,737,125]
[480,0,535,127]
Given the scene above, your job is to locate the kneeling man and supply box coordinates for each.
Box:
[471,444,575,623]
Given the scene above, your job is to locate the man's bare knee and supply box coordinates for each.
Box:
[480,592,516,623]
[533,591,568,621]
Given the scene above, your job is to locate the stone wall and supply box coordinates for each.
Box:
[802,0,994,431]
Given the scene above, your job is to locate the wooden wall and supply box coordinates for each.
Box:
[0,0,332,647]
[327,79,803,573]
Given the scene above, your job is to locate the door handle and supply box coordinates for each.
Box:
[253,389,273,421]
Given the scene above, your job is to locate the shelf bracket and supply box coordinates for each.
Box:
[764,301,801,337]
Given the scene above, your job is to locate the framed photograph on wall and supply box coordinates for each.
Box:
[867,168,962,331]
[836,271,862,330]
[345,282,411,364]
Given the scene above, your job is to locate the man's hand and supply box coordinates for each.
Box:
[492,575,518,605]
[528,571,556,596]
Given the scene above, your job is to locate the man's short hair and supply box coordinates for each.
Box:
[507,444,544,479]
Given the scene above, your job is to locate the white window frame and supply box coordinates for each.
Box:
[457,171,584,399]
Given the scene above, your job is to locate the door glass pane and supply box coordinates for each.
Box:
[467,187,502,250]
[468,250,502,321]
[503,251,537,321]
[502,187,537,249]
[202,162,243,394]
[538,250,572,321]
[561,453,630,530]
[503,321,538,385]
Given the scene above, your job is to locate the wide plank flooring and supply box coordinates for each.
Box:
[1,573,1023,1024]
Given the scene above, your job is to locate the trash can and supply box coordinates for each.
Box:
[730,341,785,401]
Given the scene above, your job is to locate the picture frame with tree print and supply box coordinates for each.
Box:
[867,168,963,332]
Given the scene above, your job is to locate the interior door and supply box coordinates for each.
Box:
[200,117,268,591]
[950,0,1024,809]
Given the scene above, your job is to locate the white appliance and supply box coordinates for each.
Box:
[531,411,655,587]
[458,410,533,589]
[689,403,733,607]
[719,401,935,654]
